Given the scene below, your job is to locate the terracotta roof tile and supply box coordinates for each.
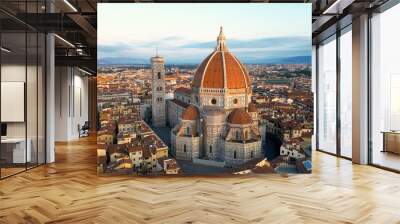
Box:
[224,52,248,89]
[181,105,200,120]
[191,31,251,90]
[193,53,213,88]
[107,144,126,154]
[227,108,252,125]
[202,52,224,88]
[175,87,191,95]
[228,109,252,124]
[248,102,257,112]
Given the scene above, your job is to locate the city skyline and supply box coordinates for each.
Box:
[98,3,311,65]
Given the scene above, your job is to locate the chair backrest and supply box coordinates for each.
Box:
[82,121,90,129]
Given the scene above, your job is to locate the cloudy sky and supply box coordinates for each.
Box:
[98,3,312,65]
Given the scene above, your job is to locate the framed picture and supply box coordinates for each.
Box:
[97,3,312,176]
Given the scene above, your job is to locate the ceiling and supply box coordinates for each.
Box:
[0,0,393,74]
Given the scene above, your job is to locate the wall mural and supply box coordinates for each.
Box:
[97,3,313,175]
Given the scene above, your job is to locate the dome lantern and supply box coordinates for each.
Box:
[216,26,228,51]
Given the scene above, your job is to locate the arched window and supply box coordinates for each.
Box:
[236,131,240,140]
[157,72,161,79]
[186,127,190,135]
[234,151,237,159]
[251,151,254,158]
[183,144,187,152]
[209,145,212,153]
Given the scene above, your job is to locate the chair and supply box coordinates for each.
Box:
[79,121,90,138]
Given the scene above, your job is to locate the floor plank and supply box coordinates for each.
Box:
[0,136,399,224]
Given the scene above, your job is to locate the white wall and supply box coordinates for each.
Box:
[72,72,89,138]
[55,67,69,141]
[54,67,89,141]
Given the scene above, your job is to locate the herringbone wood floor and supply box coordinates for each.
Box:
[1,136,399,224]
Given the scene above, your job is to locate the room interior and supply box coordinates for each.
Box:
[1,29,46,177]
[0,0,399,223]
[313,0,400,172]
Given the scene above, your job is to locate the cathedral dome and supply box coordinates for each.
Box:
[248,102,257,113]
[181,105,200,121]
[227,108,252,125]
[192,27,251,90]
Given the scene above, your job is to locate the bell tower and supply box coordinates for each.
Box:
[151,54,166,127]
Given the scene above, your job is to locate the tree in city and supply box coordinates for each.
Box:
[139,161,148,175]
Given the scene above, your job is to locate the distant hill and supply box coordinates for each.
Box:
[98,55,311,66]
[98,35,311,66]
[98,57,148,65]
[270,56,311,64]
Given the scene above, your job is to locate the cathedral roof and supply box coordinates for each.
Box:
[227,108,252,125]
[174,87,191,95]
[192,27,251,90]
[248,102,257,113]
[181,105,200,121]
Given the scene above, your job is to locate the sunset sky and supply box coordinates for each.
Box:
[98,3,312,65]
